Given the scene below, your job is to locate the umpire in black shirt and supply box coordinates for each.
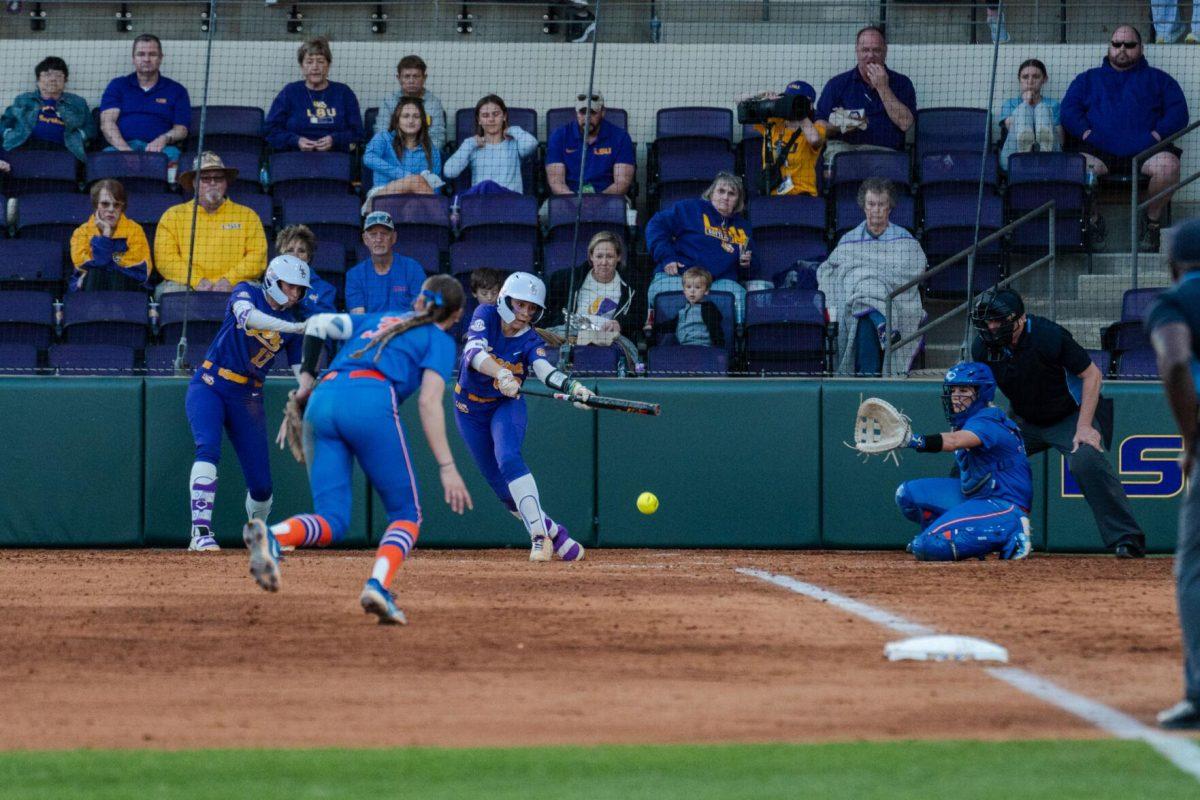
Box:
[970,287,1146,557]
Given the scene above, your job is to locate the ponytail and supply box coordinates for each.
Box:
[350,274,464,362]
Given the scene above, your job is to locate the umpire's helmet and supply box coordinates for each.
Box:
[970,287,1025,347]
[942,361,997,428]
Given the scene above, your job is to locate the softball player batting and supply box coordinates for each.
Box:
[894,361,1034,561]
[185,255,311,552]
[243,274,472,625]
[455,272,591,562]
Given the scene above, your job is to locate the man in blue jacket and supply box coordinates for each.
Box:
[1061,24,1188,252]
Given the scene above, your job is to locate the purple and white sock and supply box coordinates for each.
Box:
[544,516,583,561]
[189,461,218,530]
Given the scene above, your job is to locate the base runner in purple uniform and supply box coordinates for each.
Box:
[454,272,593,562]
[185,255,311,552]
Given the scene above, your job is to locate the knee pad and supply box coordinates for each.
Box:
[895,482,922,524]
[910,531,957,561]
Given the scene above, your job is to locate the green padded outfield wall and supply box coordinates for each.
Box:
[0,378,143,546]
[142,378,369,548]
[594,380,822,548]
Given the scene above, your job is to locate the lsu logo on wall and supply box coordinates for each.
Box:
[1062,435,1186,498]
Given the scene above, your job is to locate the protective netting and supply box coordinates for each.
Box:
[0,0,1193,377]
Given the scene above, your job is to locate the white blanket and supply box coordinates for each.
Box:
[817,222,927,376]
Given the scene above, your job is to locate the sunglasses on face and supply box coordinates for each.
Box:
[1111,40,1139,49]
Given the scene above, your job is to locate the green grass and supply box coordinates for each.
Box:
[1,740,1197,799]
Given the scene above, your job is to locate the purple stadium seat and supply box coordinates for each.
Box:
[656,141,735,184]
[652,290,735,358]
[235,192,275,235]
[0,240,66,291]
[921,193,1004,297]
[3,149,79,196]
[0,290,55,347]
[86,151,170,195]
[830,151,913,234]
[458,193,538,250]
[371,195,452,252]
[16,192,93,242]
[450,240,531,277]
[281,195,363,256]
[835,193,916,237]
[63,291,150,348]
[0,342,39,373]
[144,342,201,375]
[309,244,350,275]
[454,106,538,145]
[189,105,265,156]
[543,240,587,277]
[915,108,991,159]
[402,240,444,276]
[268,152,353,203]
[158,290,230,350]
[647,344,728,376]
[48,343,135,376]
[919,151,999,199]
[181,149,263,197]
[655,107,732,144]
[545,106,629,137]
[747,196,828,285]
[1101,287,1165,356]
[744,288,829,374]
[1115,347,1157,380]
[1087,348,1113,377]
[655,182,706,213]
[546,195,629,248]
[567,343,622,376]
[123,192,178,248]
[1007,152,1088,252]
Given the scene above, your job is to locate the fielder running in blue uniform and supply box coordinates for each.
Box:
[242,274,473,625]
[894,361,1034,561]
[185,255,311,552]
[455,272,592,562]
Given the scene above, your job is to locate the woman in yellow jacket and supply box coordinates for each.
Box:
[68,179,152,291]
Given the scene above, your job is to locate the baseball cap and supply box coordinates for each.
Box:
[1167,218,1200,264]
[575,91,605,112]
[783,81,816,100]
[363,210,395,231]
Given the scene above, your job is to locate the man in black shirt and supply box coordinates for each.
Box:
[970,288,1145,557]
[1147,219,1200,729]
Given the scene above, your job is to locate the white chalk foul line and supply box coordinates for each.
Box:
[736,567,1200,782]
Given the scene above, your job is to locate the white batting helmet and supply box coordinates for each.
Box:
[497,271,546,325]
[263,254,312,306]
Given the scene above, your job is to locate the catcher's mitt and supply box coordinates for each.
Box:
[282,390,307,464]
[853,396,913,456]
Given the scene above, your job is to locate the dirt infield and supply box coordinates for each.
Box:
[0,549,1182,750]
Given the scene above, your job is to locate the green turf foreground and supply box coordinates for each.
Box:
[1,740,1197,800]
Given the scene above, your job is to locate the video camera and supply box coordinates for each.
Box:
[737,94,812,125]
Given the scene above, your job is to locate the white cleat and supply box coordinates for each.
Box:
[529,534,553,562]
[243,519,281,592]
[188,527,220,552]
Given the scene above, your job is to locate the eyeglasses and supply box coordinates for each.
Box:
[1110,40,1140,49]
[96,200,123,209]
[198,174,227,183]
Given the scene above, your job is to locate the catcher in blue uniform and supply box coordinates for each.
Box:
[884,361,1034,561]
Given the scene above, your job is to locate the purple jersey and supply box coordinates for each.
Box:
[455,304,549,404]
[200,281,303,384]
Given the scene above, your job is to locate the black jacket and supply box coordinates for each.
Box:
[653,299,725,348]
[545,263,636,338]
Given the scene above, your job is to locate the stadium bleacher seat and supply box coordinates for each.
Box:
[1006,152,1089,255]
[158,290,230,351]
[16,192,93,243]
[542,240,586,277]
[458,193,538,250]
[237,192,275,238]
[452,106,539,196]
[647,343,728,376]
[651,289,736,359]
[0,290,55,348]
[48,343,136,376]
[921,193,1004,297]
[0,342,39,374]
[545,194,629,250]
[86,151,171,195]
[545,106,628,135]
[1114,347,1157,380]
[0,239,67,292]
[546,343,624,377]
[280,195,362,257]
[915,107,991,159]
[3,150,79,196]
[919,151,1000,201]
[268,152,353,203]
[651,107,733,212]
[830,150,914,235]
[188,105,265,157]
[1101,287,1163,357]
[744,287,830,375]
[144,342,198,375]
[655,107,732,148]
[746,195,828,286]
[450,240,531,279]
[1087,348,1113,378]
[124,192,178,248]
[371,195,452,252]
[62,291,150,348]
[404,239,444,276]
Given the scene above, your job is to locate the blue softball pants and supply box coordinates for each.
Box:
[305,375,422,541]
[453,396,530,512]
[895,477,1027,561]
[186,378,272,501]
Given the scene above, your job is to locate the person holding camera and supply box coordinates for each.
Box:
[741,81,825,197]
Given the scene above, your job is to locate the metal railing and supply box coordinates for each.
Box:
[882,200,1056,375]
[1130,119,1200,290]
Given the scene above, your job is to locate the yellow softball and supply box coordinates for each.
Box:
[637,492,659,515]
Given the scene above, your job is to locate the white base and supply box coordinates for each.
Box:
[884,635,1009,663]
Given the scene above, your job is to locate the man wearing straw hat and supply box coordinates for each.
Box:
[153,151,268,296]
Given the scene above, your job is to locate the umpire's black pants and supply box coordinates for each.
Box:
[1178,461,1200,702]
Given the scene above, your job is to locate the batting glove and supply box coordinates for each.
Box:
[568,380,594,411]
[496,368,521,398]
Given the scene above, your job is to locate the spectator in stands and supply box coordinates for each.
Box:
[742,81,826,196]
[817,177,926,376]
[275,224,338,316]
[99,34,190,164]
[1061,24,1187,251]
[645,172,752,325]
[345,210,427,314]
[68,179,151,292]
[1,56,95,163]
[265,37,364,153]
[443,94,538,195]
[375,54,446,151]
[816,26,916,171]
[998,58,1062,171]
[1152,0,1200,43]
[544,230,639,367]
[652,267,724,349]
[153,152,268,295]
[545,92,635,198]
[470,268,504,306]
[362,97,443,208]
